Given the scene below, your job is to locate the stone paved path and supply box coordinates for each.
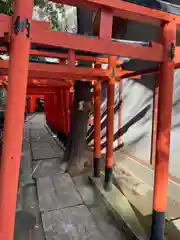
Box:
[15,113,126,240]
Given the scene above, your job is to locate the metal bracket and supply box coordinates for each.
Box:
[168,42,175,61]
[13,16,30,38]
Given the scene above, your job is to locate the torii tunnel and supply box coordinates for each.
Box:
[0,0,180,239]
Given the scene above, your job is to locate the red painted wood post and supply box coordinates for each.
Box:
[69,88,74,124]
[150,78,159,167]
[150,21,176,240]
[118,80,123,146]
[105,60,116,191]
[63,89,70,135]
[50,93,57,130]
[0,1,33,239]
[55,89,64,133]
[44,95,51,123]
[94,81,102,177]
[98,9,115,191]
[30,95,36,112]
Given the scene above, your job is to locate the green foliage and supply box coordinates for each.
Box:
[0,0,13,15]
[34,0,46,8]
[0,0,64,31]
[44,2,65,31]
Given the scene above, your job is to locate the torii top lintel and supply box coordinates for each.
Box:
[50,0,180,27]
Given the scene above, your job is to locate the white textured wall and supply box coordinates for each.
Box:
[95,71,180,179]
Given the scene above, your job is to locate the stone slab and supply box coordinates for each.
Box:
[22,184,45,240]
[89,176,148,240]
[37,173,83,212]
[113,162,180,220]
[16,187,23,212]
[89,205,126,240]
[14,211,36,240]
[32,158,64,179]
[32,135,64,157]
[72,175,127,240]
[72,175,99,206]
[172,218,180,229]
[32,143,61,160]
[20,149,34,186]
[165,219,180,240]
[30,135,53,144]
[42,205,106,240]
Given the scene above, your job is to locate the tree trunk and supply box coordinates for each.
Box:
[64,8,93,176]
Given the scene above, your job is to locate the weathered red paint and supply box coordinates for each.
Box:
[0,1,33,239]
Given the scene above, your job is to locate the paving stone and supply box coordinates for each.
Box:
[14,211,36,240]
[73,175,101,206]
[23,184,45,240]
[19,114,129,240]
[31,135,53,144]
[42,205,106,240]
[73,175,126,240]
[89,205,126,240]
[32,143,60,160]
[90,176,148,240]
[31,142,53,149]
[32,158,64,179]
[20,148,34,186]
[16,187,23,212]
[49,141,64,159]
[37,173,83,212]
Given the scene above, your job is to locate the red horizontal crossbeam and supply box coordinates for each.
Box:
[118,62,180,80]
[50,0,98,11]
[29,50,123,65]
[27,92,53,95]
[28,79,71,88]
[0,46,123,65]
[1,77,72,88]
[32,29,163,62]
[27,89,56,94]
[0,60,108,80]
[0,15,163,62]
[52,0,180,28]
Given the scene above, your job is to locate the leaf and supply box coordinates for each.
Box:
[0,0,66,32]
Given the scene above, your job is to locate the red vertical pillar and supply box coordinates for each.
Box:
[63,89,70,135]
[68,50,75,133]
[50,93,56,129]
[44,94,50,123]
[98,9,114,191]
[44,94,55,129]
[105,74,115,191]
[30,95,36,112]
[54,89,64,133]
[52,92,58,130]
[0,1,33,239]
[69,88,74,123]
[55,89,62,132]
[150,78,159,167]
[60,89,66,133]
[94,81,101,177]
[118,80,123,146]
[150,21,176,240]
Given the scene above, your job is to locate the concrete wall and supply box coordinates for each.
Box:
[121,71,180,179]
[93,1,180,179]
[93,70,180,179]
[112,1,180,179]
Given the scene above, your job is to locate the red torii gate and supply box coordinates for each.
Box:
[0,0,179,239]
